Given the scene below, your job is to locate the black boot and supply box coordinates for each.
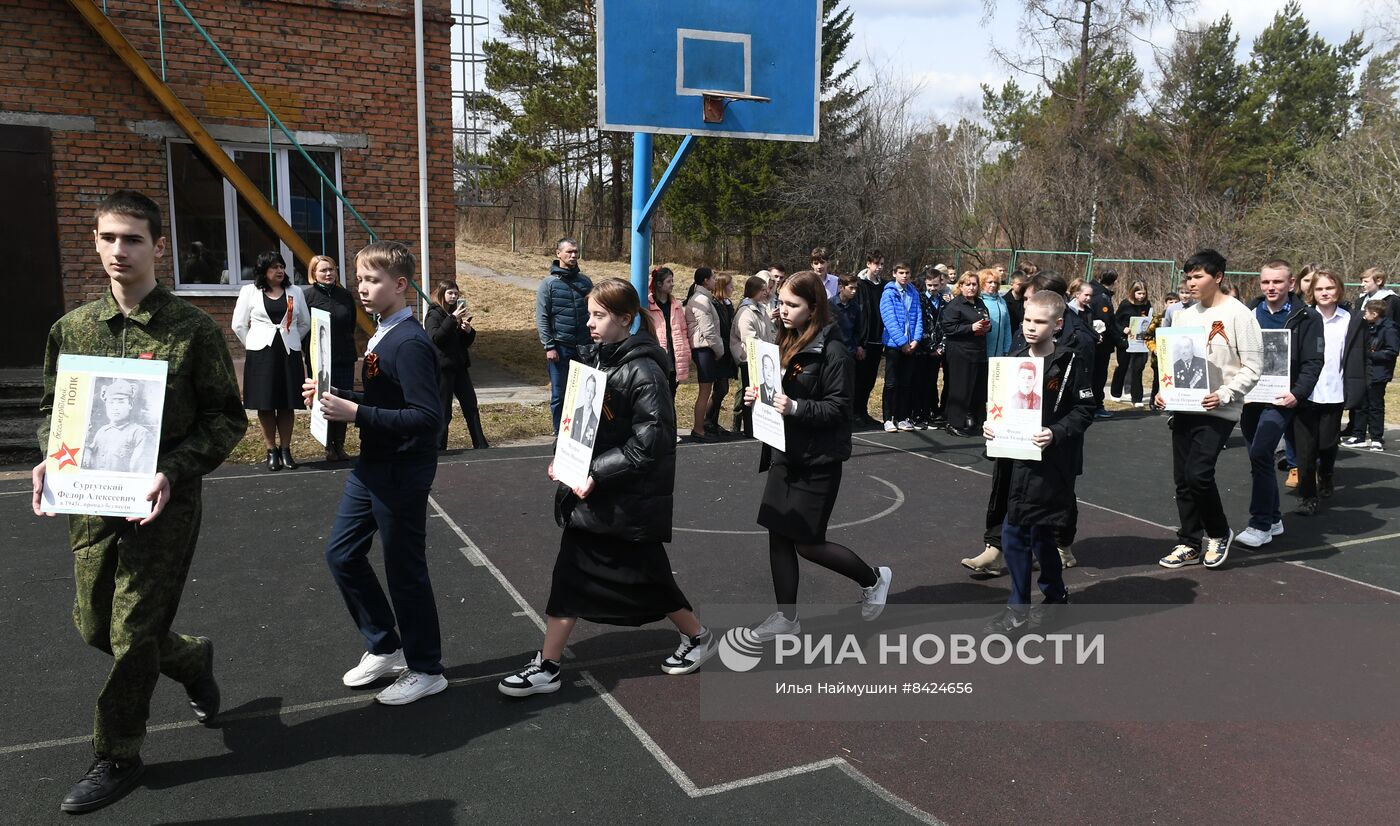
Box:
[1319,473,1334,498]
[60,757,146,813]
[266,449,282,472]
[184,636,220,725]
[280,447,298,470]
[467,411,489,449]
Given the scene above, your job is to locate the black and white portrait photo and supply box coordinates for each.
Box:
[83,377,159,473]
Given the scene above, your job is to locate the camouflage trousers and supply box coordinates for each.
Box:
[70,484,207,760]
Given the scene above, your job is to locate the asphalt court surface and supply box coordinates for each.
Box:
[2,410,1398,824]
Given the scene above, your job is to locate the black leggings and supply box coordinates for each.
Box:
[768,534,877,615]
[1294,402,1344,498]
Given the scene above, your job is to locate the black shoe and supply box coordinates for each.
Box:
[185,637,220,725]
[279,448,298,470]
[1030,596,1070,630]
[981,608,1028,637]
[688,431,712,443]
[60,757,145,814]
[946,425,975,438]
[1276,457,1290,471]
[265,449,282,472]
[1296,497,1319,517]
[1319,474,1334,498]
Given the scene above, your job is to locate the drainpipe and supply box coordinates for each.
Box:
[415,0,431,312]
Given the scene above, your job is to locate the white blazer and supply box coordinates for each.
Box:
[232,283,311,352]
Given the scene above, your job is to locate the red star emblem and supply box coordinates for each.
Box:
[1163,374,1173,388]
[50,442,80,470]
[988,404,1004,421]
[560,416,572,432]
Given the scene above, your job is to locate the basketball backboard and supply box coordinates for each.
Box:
[596,0,821,142]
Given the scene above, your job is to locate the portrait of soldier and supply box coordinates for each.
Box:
[84,377,157,474]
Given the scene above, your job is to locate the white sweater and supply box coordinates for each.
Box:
[1171,295,1263,421]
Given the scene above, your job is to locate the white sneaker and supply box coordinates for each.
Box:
[883,420,897,432]
[752,611,801,642]
[896,419,915,431]
[661,629,717,675]
[1058,546,1078,568]
[1236,526,1272,548]
[498,652,562,697]
[342,650,407,687]
[1269,520,1284,536]
[375,669,447,705]
[860,566,894,620]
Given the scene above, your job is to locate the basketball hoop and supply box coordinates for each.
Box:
[699,90,771,123]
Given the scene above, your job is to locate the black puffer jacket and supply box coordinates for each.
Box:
[555,333,676,542]
[1005,340,1096,528]
[759,323,853,470]
[424,304,476,371]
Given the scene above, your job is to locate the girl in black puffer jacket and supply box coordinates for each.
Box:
[499,279,716,698]
[744,271,893,642]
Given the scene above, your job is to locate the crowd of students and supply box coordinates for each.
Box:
[29,191,1400,814]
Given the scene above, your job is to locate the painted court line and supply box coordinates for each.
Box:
[675,475,905,535]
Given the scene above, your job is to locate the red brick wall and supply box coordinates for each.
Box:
[2,0,455,356]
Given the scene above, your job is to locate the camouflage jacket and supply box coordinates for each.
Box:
[39,285,246,488]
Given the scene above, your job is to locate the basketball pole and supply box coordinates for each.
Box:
[630,133,697,329]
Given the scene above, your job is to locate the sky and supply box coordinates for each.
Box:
[849,0,1388,122]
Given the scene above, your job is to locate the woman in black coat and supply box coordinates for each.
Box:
[425,281,488,450]
[498,278,714,698]
[940,272,992,436]
[302,255,359,461]
[1295,271,1368,515]
[744,271,892,641]
[1109,280,1153,406]
[704,272,738,436]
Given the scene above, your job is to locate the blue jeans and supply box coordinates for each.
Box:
[1240,403,1293,530]
[546,345,577,433]
[1001,518,1066,609]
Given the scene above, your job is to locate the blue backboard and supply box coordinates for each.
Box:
[596,0,821,142]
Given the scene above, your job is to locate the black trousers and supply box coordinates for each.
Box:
[1363,380,1389,442]
[853,343,884,420]
[439,367,487,449]
[1092,341,1114,407]
[882,347,915,422]
[1294,402,1344,499]
[911,352,941,422]
[733,363,752,435]
[1170,413,1236,544]
[944,352,987,430]
[1111,350,1149,402]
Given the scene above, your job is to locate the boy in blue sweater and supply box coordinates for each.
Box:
[306,241,446,705]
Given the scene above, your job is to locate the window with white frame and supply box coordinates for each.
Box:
[167,141,344,289]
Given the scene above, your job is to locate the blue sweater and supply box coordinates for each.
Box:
[880,281,923,348]
[337,317,443,460]
[982,291,1013,357]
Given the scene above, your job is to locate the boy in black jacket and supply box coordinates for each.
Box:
[981,291,1095,633]
[308,241,447,705]
[1356,300,1400,451]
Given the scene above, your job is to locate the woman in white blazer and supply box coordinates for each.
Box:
[232,251,311,471]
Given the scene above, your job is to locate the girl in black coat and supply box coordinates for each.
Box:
[302,255,359,461]
[1109,281,1153,405]
[499,279,715,697]
[743,271,892,641]
[1295,272,1369,515]
[425,281,488,450]
[941,272,992,436]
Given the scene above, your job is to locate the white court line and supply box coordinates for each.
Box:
[427,494,544,634]
[423,501,941,822]
[675,475,905,535]
[0,648,671,757]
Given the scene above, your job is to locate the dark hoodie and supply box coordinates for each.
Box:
[554,333,676,542]
[1367,316,1400,383]
[1004,339,1095,528]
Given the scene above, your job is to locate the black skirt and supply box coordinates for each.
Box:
[546,528,692,626]
[242,335,306,411]
[757,459,843,544]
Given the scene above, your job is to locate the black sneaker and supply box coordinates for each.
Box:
[1030,596,1070,630]
[1296,497,1319,517]
[498,652,562,697]
[184,636,220,725]
[661,628,717,675]
[60,757,146,814]
[981,608,1029,637]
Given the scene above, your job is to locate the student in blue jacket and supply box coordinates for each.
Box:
[879,262,923,431]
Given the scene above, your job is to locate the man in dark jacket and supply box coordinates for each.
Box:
[912,267,948,427]
[1236,261,1324,548]
[981,290,1094,633]
[535,238,593,433]
[829,273,863,354]
[1088,271,1121,417]
[853,251,886,426]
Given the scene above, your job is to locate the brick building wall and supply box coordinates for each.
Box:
[1,0,455,356]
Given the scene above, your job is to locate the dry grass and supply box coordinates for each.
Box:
[456,240,702,284]
[457,273,549,385]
